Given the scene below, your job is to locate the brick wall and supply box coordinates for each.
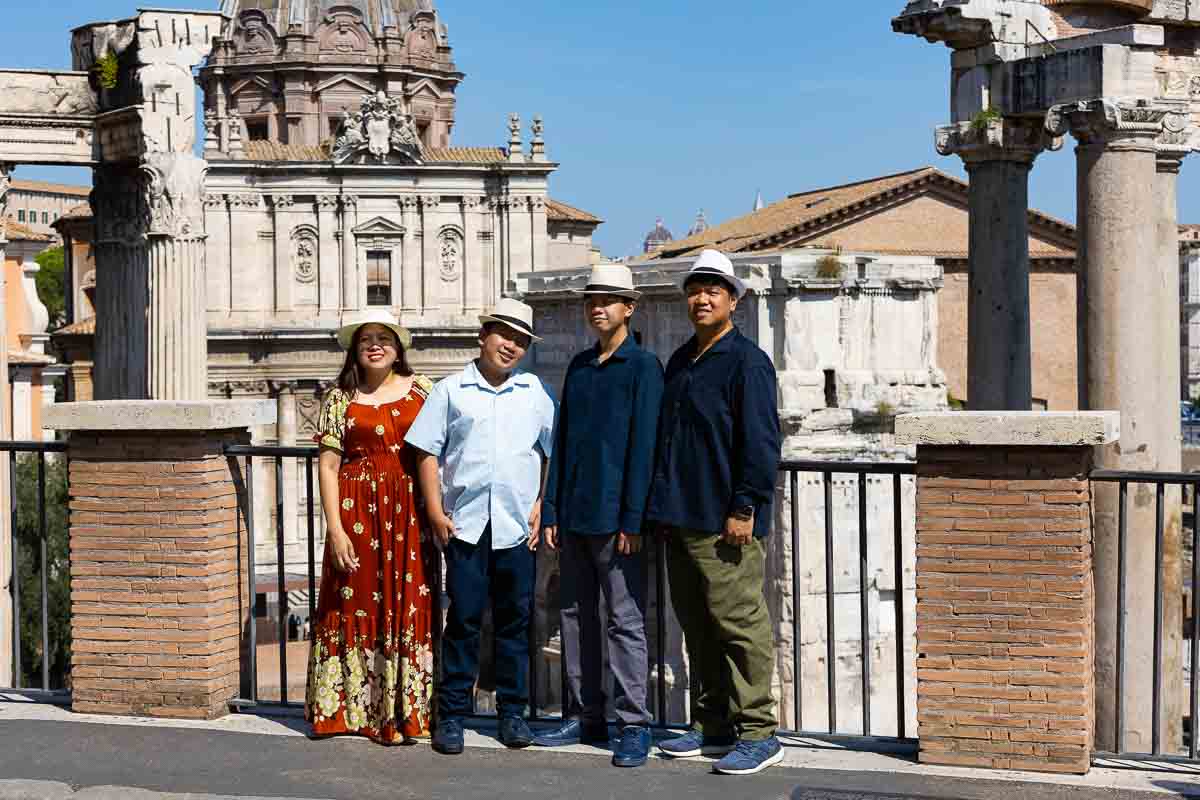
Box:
[68,430,249,719]
[915,445,1094,773]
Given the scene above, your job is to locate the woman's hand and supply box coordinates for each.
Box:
[328,528,359,573]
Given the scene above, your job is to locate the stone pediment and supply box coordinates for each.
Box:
[314,74,374,95]
[352,216,407,237]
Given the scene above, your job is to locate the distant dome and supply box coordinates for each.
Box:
[643,217,674,254]
[687,210,709,237]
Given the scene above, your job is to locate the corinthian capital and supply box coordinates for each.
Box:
[935,116,1061,165]
[1046,99,1170,150]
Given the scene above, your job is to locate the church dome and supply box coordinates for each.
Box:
[643,217,674,254]
[222,0,439,37]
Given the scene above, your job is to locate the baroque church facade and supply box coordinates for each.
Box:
[196,0,600,433]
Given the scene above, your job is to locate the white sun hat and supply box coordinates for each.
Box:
[679,248,747,299]
[478,296,543,342]
[572,262,642,300]
[336,309,413,350]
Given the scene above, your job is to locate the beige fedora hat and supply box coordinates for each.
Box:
[572,262,642,300]
[478,297,542,342]
[336,309,413,350]
[679,248,747,299]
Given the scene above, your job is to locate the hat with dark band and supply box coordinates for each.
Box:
[572,263,641,300]
[679,248,747,299]
[478,297,542,342]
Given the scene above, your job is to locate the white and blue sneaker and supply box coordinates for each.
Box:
[712,736,784,775]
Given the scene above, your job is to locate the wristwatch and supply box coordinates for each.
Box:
[731,505,755,522]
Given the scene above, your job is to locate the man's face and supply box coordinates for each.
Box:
[478,323,531,374]
[585,293,634,336]
[685,278,737,329]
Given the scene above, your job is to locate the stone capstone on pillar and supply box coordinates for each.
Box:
[46,400,276,720]
[898,411,1118,774]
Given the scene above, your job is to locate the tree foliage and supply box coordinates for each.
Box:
[13,454,70,689]
[34,247,66,332]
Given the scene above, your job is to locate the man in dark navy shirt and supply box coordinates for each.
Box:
[647,249,783,776]
[535,263,664,768]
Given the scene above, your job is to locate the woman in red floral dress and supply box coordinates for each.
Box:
[305,310,436,744]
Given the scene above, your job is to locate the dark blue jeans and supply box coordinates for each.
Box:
[439,524,534,721]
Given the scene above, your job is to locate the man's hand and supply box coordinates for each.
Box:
[429,510,456,549]
[542,525,559,551]
[616,532,642,555]
[527,500,543,551]
[328,528,359,573]
[722,513,754,547]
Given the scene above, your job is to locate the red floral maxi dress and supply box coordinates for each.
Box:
[305,378,436,744]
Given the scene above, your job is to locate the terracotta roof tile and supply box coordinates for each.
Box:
[652,166,1077,260]
[2,217,53,242]
[9,179,90,197]
[546,198,602,224]
[242,141,509,165]
[53,316,95,336]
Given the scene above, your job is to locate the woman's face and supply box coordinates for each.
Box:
[355,324,399,372]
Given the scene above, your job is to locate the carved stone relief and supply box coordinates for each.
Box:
[331,91,422,165]
[439,226,462,282]
[293,226,318,285]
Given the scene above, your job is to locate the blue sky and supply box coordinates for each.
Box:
[4,0,1181,256]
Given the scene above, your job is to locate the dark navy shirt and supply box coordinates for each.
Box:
[543,334,665,535]
[646,327,781,539]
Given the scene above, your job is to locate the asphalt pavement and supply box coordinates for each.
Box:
[1,718,1196,800]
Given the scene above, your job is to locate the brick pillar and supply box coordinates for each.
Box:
[897,412,1119,775]
[45,401,275,720]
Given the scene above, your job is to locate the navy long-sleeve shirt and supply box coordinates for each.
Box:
[543,334,665,535]
[646,327,781,539]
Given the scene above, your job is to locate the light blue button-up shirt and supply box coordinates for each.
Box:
[404,360,556,550]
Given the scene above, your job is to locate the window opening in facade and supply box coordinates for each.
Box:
[366,250,392,307]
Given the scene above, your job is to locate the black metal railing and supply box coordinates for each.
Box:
[223,446,917,750]
[1090,470,1200,769]
[0,439,68,701]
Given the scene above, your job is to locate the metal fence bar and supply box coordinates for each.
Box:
[246,455,258,702]
[893,472,905,740]
[823,470,836,734]
[655,533,667,725]
[858,473,871,736]
[1152,481,1165,757]
[790,469,801,731]
[1116,480,1128,755]
[275,456,288,705]
[9,450,19,690]
[305,456,316,624]
[37,453,48,692]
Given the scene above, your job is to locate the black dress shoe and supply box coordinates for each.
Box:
[532,718,610,747]
[499,715,534,748]
[432,718,464,755]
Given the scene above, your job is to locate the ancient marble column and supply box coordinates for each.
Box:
[935,118,1059,410]
[92,154,209,401]
[1047,98,1180,753]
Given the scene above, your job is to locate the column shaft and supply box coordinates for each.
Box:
[965,159,1033,410]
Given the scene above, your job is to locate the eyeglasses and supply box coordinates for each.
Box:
[358,336,397,349]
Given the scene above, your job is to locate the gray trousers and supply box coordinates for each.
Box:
[560,531,651,727]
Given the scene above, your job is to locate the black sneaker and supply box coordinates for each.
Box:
[432,718,465,755]
[532,718,610,747]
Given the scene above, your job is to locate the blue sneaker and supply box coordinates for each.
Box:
[611,725,652,768]
[532,718,610,747]
[713,737,784,775]
[657,730,737,758]
[432,718,464,755]
[499,715,534,748]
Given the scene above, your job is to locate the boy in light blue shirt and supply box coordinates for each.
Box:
[405,297,555,755]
